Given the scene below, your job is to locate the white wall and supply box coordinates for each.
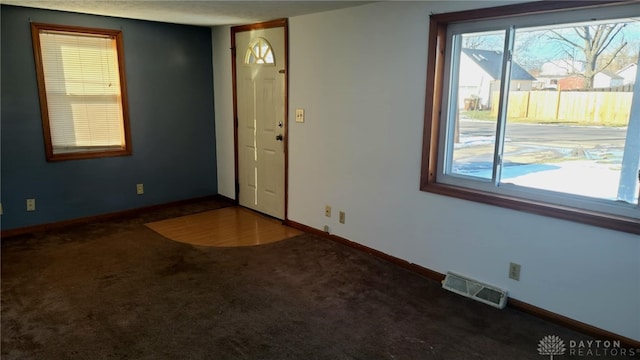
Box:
[213,2,640,341]
[594,72,623,89]
[459,53,492,108]
[620,64,637,85]
[212,25,236,199]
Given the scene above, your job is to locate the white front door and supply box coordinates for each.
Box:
[234,24,286,219]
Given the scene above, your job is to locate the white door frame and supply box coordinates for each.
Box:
[231,19,289,220]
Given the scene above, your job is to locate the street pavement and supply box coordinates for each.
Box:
[449,118,636,203]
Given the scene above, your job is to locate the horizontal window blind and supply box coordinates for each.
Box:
[38,30,125,154]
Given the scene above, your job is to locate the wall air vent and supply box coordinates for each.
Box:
[442,272,507,309]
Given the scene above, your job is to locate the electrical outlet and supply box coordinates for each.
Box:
[325,205,331,217]
[509,262,521,281]
[136,183,144,195]
[295,108,305,123]
[339,211,345,224]
[26,198,36,212]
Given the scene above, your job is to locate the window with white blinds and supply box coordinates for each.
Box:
[31,23,131,161]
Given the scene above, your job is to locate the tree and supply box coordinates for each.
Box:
[462,33,503,50]
[537,335,566,360]
[548,24,627,88]
[598,43,639,72]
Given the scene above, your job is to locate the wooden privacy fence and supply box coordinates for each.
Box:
[491,90,633,125]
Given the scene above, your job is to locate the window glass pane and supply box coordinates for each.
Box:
[264,48,274,64]
[39,30,125,154]
[501,19,640,205]
[426,3,640,231]
[245,37,275,65]
[448,30,505,180]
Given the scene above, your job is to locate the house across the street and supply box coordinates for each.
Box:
[458,48,536,109]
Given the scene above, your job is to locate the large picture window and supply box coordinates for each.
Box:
[421,2,640,234]
[31,23,131,161]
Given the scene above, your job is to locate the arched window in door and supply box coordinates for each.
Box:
[245,37,275,65]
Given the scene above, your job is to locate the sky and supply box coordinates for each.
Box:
[462,17,640,74]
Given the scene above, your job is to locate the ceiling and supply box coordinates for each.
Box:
[0,1,371,26]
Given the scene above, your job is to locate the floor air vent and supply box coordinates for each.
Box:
[442,272,507,309]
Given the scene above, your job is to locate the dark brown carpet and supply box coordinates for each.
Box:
[1,197,629,359]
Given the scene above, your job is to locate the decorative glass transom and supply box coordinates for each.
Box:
[245,37,275,65]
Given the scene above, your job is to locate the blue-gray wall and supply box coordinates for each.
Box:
[1,5,218,231]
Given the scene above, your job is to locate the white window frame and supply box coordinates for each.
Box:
[420,1,640,234]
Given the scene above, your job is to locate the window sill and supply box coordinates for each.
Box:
[47,148,132,162]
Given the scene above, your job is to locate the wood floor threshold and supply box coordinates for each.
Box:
[285,219,640,349]
[1,195,233,238]
[145,206,300,247]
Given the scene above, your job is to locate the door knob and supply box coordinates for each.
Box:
[276,134,283,141]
